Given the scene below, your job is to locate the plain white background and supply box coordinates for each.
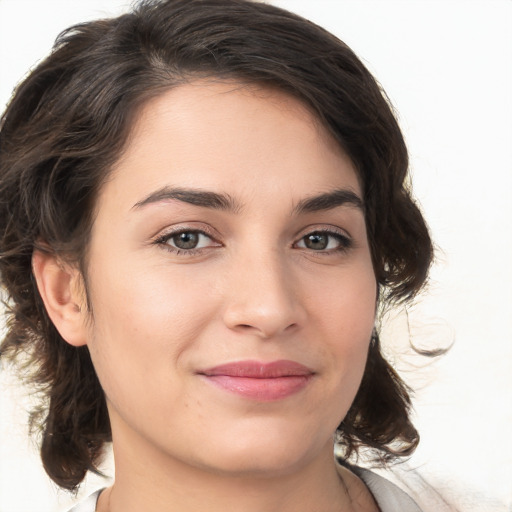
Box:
[0,1,511,511]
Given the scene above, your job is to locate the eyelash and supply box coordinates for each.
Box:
[153,227,353,256]
[153,228,220,256]
[294,230,353,254]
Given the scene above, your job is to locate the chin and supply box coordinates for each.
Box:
[192,420,334,478]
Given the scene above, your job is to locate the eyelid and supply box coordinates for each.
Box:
[293,225,353,251]
[150,223,353,255]
[152,224,222,254]
[294,224,352,241]
[152,222,219,240]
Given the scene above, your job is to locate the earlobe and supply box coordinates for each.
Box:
[32,249,88,347]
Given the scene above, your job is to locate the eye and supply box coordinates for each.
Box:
[295,230,351,252]
[155,229,219,252]
[171,231,206,250]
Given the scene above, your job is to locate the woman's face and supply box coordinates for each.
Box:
[82,81,377,477]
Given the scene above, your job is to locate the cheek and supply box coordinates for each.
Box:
[83,258,219,410]
[88,254,219,339]
[310,264,376,341]
[307,262,376,394]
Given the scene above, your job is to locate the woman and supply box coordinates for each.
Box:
[0,1,435,510]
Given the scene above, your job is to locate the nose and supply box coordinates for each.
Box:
[222,251,305,339]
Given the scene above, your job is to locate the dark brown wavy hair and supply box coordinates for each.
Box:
[0,0,433,491]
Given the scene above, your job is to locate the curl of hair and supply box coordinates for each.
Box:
[0,0,433,490]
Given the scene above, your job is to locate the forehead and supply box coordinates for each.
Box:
[100,80,360,213]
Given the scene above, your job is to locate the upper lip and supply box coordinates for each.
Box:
[199,360,314,378]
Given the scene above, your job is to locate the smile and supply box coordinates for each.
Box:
[199,360,315,401]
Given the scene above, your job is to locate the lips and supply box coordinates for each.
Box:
[199,360,314,401]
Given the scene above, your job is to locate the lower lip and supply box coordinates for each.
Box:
[203,375,311,401]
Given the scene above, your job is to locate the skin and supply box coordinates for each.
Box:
[33,81,379,511]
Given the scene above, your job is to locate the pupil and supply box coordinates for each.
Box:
[305,233,328,250]
[174,232,199,249]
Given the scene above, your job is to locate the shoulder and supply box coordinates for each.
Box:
[337,460,424,512]
[67,489,103,512]
[350,465,423,512]
[338,460,463,512]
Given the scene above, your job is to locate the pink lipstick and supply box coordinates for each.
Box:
[199,360,314,401]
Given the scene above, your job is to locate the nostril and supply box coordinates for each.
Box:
[233,321,298,338]
[222,288,304,338]
[284,322,297,332]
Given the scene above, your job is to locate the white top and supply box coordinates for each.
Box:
[351,466,422,511]
[67,464,423,512]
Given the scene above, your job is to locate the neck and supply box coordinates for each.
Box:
[98,437,358,512]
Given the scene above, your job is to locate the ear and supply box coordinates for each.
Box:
[32,249,88,347]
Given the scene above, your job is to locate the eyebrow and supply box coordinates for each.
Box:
[132,186,241,212]
[132,186,363,214]
[293,189,364,214]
